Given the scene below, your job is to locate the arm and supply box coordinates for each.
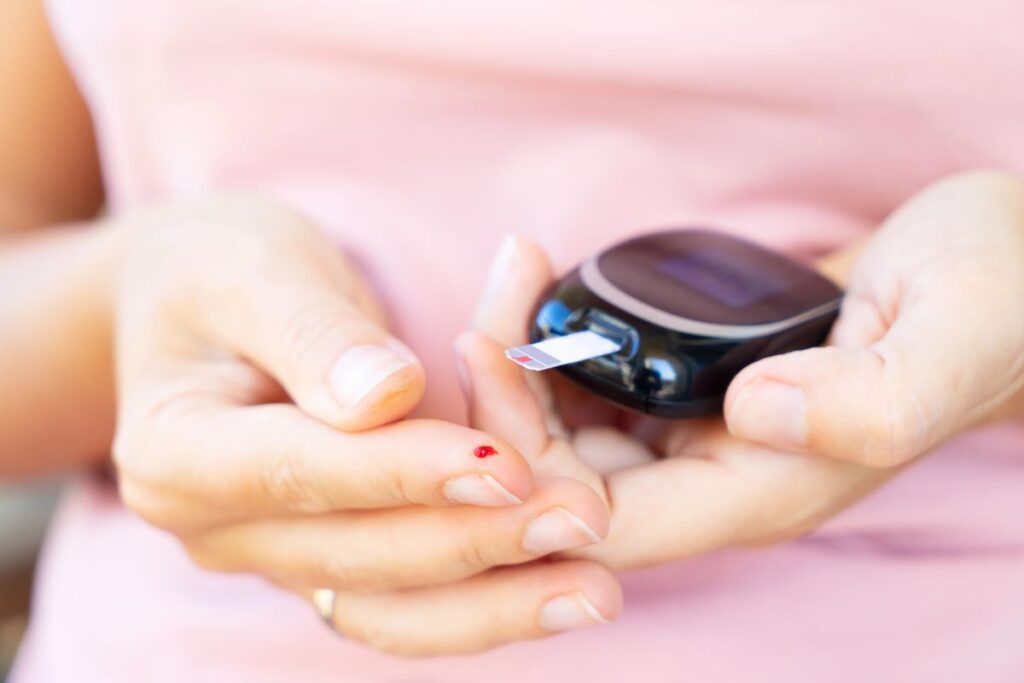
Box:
[0,0,112,476]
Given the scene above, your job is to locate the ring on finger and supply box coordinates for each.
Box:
[312,588,343,636]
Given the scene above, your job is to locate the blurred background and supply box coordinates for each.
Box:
[0,481,60,681]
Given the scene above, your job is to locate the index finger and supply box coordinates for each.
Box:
[115,401,535,519]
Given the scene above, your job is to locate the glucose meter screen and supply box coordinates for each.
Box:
[655,249,786,308]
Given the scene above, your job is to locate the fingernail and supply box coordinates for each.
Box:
[539,591,609,632]
[444,474,522,506]
[730,378,807,449]
[330,343,416,409]
[523,507,602,555]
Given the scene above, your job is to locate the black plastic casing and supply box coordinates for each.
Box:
[528,231,842,418]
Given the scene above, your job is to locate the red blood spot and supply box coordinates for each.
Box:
[513,355,532,363]
[473,445,498,459]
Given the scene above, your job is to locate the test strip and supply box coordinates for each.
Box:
[505,330,623,371]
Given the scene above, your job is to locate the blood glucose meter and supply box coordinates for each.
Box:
[505,229,843,418]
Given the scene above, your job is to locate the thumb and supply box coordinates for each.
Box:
[725,172,1024,467]
[724,267,1023,468]
[212,277,425,433]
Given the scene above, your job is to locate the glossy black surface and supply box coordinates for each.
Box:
[529,230,842,418]
[597,229,841,326]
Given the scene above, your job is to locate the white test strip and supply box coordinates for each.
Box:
[505,330,623,371]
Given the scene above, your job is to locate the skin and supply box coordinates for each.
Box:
[3,0,1024,660]
[0,0,109,474]
[0,3,621,655]
[108,196,620,657]
[458,170,1024,577]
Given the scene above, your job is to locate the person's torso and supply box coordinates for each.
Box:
[15,2,1024,681]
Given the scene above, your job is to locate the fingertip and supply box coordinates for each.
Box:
[329,358,426,432]
[535,476,612,540]
[537,561,624,633]
[724,346,921,466]
[321,337,427,432]
[724,376,808,451]
[723,347,831,443]
[723,364,760,420]
[468,433,537,503]
[572,562,625,624]
[723,349,808,416]
[431,421,538,506]
[443,472,526,507]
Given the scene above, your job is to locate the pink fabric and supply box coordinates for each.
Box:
[15,1,1024,680]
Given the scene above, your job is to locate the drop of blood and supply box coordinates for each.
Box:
[473,445,498,458]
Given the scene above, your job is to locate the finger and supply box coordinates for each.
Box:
[572,425,658,474]
[230,288,424,432]
[191,478,608,592]
[167,207,427,432]
[115,402,535,519]
[456,332,605,494]
[297,560,622,657]
[725,171,1024,467]
[455,330,549,458]
[469,234,568,433]
[471,235,570,429]
[726,247,1024,467]
[572,454,748,569]
[569,423,886,570]
[117,199,422,432]
[472,235,555,347]
[550,376,622,430]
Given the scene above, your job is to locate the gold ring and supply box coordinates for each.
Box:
[312,588,342,635]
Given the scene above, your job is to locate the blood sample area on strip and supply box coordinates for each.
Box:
[505,330,622,371]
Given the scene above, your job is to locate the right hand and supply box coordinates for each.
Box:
[111,195,621,656]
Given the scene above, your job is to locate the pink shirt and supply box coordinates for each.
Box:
[15,1,1024,681]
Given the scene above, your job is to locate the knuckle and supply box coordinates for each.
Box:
[279,303,347,369]
[454,537,493,575]
[318,554,377,592]
[117,478,185,532]
[111,412,161,477]
[381,461,414,506]
[346,620,424,657]
[116,477,154,518]
[860,384,926,469]
[261,449,331,513]
[113,389,209,478]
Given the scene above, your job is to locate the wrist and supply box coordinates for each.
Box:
[0,217,127,474]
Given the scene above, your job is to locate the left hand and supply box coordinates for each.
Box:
[456,169,1024,570]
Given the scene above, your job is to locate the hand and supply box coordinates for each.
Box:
[725,170,1024,466]
[456,236,892,572]
[112,195,620,656]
